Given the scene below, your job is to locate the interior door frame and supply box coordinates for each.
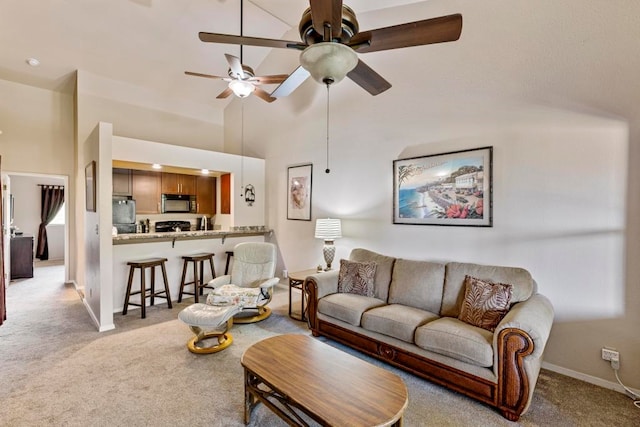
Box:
[3,171,70,283]
[1,155,6,325]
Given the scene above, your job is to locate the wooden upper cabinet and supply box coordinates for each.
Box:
[181,175,196,195]
[112,168,132,196]
[132,170,161,214]
[196,175,216,215]
[221,173,231,214]
[161,172,196,195]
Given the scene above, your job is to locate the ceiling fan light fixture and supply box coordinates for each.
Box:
[229,79,255,98]
[300,42,358,85]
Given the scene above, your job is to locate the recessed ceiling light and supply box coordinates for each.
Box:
[152,163,162,169]
[26,58,40,67]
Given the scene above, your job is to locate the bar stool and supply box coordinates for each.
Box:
[179,252,216,303]
[123,257,172,319]
[224,251,234,275]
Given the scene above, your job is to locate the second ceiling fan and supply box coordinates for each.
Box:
[185,53,288,103]
[198,0,463,97]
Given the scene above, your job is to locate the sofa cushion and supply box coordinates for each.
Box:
[441,262,534,318]
[337,259,376,297]
[349,249,396,302]
[458,275,512,332]
[415,317,494,367]
[388,259,445,313]
[362,304,440,343]
[318,293,386,326]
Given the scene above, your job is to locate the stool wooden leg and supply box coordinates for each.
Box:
[161,261,172,308]
[193,260,199,303]
[150,265,156,307]
[123,266,135,315]
[178,260,188,303]
[225,254,231,275]
[141,266,147,319]
[198,260,205,296]
[209,256,216,280]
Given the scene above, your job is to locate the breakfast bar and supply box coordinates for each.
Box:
[112,227,271,314]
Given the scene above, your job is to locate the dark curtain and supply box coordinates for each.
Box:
[36,186,65,261]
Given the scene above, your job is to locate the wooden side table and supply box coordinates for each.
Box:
[288,269,319,322]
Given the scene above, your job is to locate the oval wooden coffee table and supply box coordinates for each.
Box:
[241,334,408,426]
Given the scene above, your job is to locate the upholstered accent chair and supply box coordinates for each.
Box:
[206,242,279,323]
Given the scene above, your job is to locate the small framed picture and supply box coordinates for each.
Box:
[287,163,312,221]
[393,147,493,226]
[85,160,96,212]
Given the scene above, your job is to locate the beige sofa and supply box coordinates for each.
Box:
[305,249,554,421]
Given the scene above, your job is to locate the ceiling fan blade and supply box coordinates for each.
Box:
[225,54,245,79]
[310,0,343,41]
[347,59,392,96]
[199,32,306,50]
[253,87,277,103]
[184,71,227,80]
[216,87,233,99]
[270,66,311,98]
[252,74,289,85]
[348,14,462,53]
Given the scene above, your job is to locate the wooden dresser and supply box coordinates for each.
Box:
[10,234,34,280]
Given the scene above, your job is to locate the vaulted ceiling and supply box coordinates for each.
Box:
[0,0,425,114]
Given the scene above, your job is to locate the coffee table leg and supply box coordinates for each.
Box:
[244,369,250,424]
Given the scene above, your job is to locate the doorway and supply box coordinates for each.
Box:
[2,172,69,291]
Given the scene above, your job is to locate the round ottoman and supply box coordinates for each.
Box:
[178,302,242,354]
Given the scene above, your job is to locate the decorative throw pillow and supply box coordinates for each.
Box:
[458,275,513,332]
[337,259,377,297]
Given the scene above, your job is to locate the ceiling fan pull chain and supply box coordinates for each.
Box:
[239,0,244,64]
[325,82,331,174]
[240,97,245,194]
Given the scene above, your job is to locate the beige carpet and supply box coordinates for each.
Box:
[1,265,638,426]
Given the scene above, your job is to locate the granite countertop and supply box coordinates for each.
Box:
[112,227,271,245]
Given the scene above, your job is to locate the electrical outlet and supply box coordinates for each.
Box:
[602,347,618,361]
[610,353,620,370]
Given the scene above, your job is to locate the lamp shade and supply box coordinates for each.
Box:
[229,79,255,98]
[300,42,358,84]
[315,218,342,240]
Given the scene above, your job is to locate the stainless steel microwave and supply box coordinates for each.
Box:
[161,194,196,213]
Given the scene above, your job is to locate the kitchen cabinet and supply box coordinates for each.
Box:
[196,176,216,215]
[161,172,196,195]
[10,235,34,280]
[112,168,132,196]
[132,170,161,214]
[221,173,231,214]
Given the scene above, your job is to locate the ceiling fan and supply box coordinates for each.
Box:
[198,0,463,97]
[185,53,289,102]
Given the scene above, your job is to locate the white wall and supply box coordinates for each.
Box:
[229,0,640,391]
[0,78,74,282]
[8,174,65,261]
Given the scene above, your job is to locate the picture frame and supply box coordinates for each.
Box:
[393,146,493,226]
[287,163,312,221]
[85,160,96,212]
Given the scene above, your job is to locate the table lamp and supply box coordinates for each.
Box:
[315,218,342,270]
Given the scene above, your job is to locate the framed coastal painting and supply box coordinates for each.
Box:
[287,163,312,221]
[393,147,492,226]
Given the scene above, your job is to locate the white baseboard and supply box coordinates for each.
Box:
[78,288,116,332]
[543,362,640,397]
